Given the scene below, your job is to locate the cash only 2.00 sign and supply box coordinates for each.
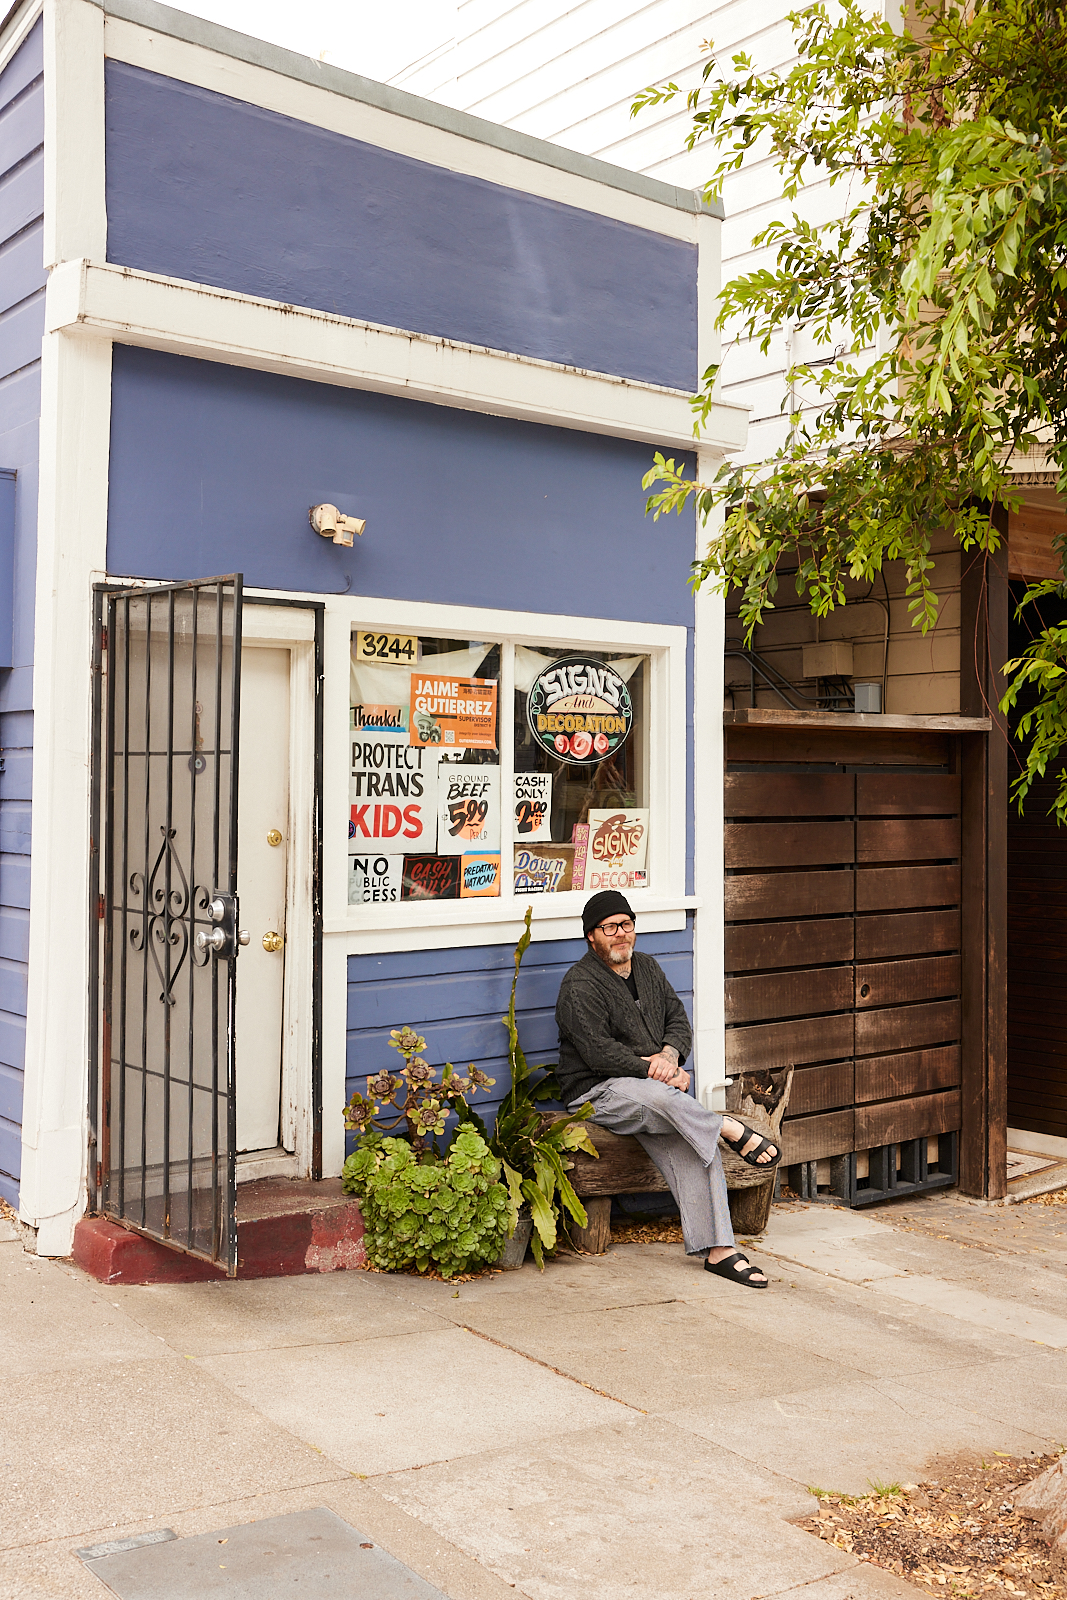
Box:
[527,656,633,765]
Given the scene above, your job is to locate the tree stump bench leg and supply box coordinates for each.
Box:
[569,1196,612,1255]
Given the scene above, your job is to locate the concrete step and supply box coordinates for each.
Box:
[71,1177,366,1285]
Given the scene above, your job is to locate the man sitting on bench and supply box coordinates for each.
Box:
[555,890,780,1289]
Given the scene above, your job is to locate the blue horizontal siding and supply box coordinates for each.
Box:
[0,1113,21,1203]
[0,22,44,1210]
[0,903,28,962]
[0,1057,20,1121]
[346,927,694,1148]
[0,220,44,318]
[104,62,697,392]
[0,1007,25,1071]
[0,16,41,107]
[0,76,42,175]
[0,147,43,243]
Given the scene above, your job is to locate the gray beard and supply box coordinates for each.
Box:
[608,947,632,965]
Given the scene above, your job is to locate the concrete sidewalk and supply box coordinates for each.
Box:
[2,1191,1065,1600]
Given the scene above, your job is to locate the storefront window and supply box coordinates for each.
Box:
[348,631,650,908]
[513,647,649,896]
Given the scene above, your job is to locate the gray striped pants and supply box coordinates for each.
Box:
[572,1077,735,1255]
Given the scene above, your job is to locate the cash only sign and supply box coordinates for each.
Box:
[527,656,633,765]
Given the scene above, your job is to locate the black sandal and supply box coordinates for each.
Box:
[721,1123,781,1168]
[704,1251,768,1288]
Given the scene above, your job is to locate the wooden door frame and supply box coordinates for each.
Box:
[238,599,325,1180]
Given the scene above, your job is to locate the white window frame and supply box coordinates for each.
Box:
[319,594,690,953]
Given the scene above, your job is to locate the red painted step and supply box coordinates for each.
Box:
[71,1177,366,1285]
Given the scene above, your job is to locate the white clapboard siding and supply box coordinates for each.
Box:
[388,0,879,465]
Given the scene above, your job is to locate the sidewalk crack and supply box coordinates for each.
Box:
[457,1324,647,1413]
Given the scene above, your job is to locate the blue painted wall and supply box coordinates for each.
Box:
[346,923,694,1148]
[107,346,697,628]
[0,17,45,1208]
[104,62,697,391]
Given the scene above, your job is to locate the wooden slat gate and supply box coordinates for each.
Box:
[725,748,964,1202]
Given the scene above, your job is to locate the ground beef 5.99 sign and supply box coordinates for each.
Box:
[527,657,633,765]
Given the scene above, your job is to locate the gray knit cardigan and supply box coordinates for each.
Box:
[554,948,693,1106]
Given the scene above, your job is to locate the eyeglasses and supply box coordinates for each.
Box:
[597,919,635,937]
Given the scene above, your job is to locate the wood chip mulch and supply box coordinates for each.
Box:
[800,1452,1066,1599]
[608,1218,684,1245]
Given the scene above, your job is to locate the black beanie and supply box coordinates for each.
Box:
[582,889,636,936]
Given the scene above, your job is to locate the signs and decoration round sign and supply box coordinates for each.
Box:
[526,657,633,765]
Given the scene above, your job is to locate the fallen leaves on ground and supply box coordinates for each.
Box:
[608,1218,684,1245]
[0,1196,16,1224]
[1025,1190,1067,1207]
[801,1452,1066,1599]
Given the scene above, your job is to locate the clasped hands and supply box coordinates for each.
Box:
[643,1047,689,1091]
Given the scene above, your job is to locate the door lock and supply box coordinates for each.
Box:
[262,930,284,953]
[196,891,244,958]
[266,830,283,847]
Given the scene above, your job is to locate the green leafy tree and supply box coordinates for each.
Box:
[635,0,1067,809]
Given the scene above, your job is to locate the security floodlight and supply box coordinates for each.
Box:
[309,503,366,547]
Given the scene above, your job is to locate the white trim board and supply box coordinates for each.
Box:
[45,260,748,452]
[98,2,720,238]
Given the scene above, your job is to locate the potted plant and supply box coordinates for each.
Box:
[341,1028,509,1278]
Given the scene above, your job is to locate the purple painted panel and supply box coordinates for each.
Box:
[0,79,42,177]
[0,148,44,243]
[0,20,45,1203]
[0,220,45,317]
[0,289,44,378]
[0,905,28,962]
[107,347,697,626]
[0,17,41,112]
[0,1008,25,1069]
[0,852,28,908]
[104,62,697,391]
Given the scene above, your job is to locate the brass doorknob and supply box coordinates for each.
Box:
[266,829,283,847]
[262,930,284,953]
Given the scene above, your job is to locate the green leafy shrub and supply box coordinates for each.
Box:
[342,1124,510,1278]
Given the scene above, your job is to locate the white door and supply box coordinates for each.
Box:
[236,645,291,1152]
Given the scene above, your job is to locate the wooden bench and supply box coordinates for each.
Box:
[564,1068,794,1252]
[565,1124,776,1251]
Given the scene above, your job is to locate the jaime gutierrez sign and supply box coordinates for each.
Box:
[410,673,497,750]
[527,657,632,765]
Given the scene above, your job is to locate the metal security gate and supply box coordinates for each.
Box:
[89,577,245,1275]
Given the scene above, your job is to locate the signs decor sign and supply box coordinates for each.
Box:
[585,808,649,892]
[437,767,500,855]
[526,657,633,766]
[512,772,552,842]
[410,674,497,750]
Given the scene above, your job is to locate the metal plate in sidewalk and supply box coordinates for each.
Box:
[81,1506,449,1598]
